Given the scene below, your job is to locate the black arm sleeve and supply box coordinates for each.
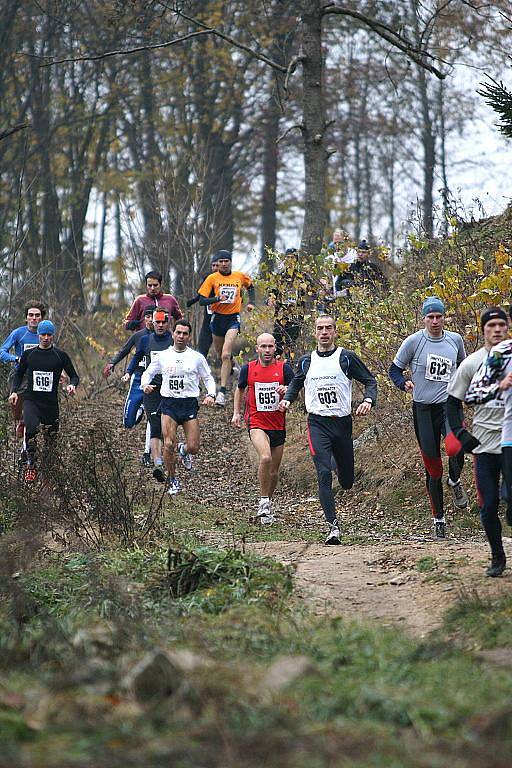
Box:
[60,352,80,387]
[389,362,407,390]
[284,355,310,403]
[199,295,219,306]
[446,394,464,433]
[237,363,249,389]
[186,294,201,308]
[346,351,377,405]
[283,363,295,385]
[11,351,28,393]
[247,284,256,304]
[111,332,138,367]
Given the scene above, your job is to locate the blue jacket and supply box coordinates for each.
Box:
[0,326,40,363]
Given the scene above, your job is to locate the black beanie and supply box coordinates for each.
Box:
[480,306,508,331]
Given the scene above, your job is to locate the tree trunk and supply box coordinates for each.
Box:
[260,96,280,264]
[94,190,107,311]
[410,0,435,238]
[300,0,328,255]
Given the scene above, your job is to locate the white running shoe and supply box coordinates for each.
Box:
[434,516,447,539]
[215,391,226,407]
[167,477,181,495]
[325,521,341,545]
[178,442,193,471]
[254,498,275,525]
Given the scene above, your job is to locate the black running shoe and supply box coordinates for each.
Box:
[434,518,446,539]
[140,452,152,468]
[486,554,506,577]
[152,466,166,483]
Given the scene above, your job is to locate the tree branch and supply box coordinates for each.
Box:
[0,122,29,141]
[172,7,288,74]
[322,5,446,79]
[37,29,217,67]
[276,123,303,144]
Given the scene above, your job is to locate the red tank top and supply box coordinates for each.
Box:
[245,359,286,431]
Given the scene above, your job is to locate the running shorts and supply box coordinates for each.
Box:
[210,313,240,337]
[160,396,199,425]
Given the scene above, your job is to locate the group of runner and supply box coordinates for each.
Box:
[2,254,512,576]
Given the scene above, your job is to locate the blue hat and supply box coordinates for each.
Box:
[421,296,445,317]
[358,240,370,250]
[38,320,55,335]
[214,249,232,260]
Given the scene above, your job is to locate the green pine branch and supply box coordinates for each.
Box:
[477,78,512,140]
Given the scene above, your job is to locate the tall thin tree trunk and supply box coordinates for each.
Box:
[94,189,107,311]
[260,97,280,264]
[300,0,328,255]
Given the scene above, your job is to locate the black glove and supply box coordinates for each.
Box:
[126,320,139,331]
[456,428,480,454]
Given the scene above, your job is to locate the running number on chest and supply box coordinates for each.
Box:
[33,371,53,392]
[425,353,453,382]
[255,381,279,411]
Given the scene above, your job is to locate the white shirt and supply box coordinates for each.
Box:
[141,346,216,399]
[305,348,352,417]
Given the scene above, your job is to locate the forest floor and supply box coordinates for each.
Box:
[86,382,512,637]
[2,382,512,768]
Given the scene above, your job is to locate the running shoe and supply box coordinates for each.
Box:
[254,498,274,525]
[140,452,152,468]
[448,479,468,508]
[325,521,341,545]
[24,465,37,484]
[434,517,446,539]
[167,477,181,495]
[215,391,226,407]
[231,363,240,380]
[178,442,193,471]
[152,466,166,483]
[486,554,506,577]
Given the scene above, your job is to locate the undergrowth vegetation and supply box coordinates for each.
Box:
[0,540,511,767]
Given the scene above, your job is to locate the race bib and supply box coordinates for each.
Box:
[33,370,53,392]
[219,286,237,304]
[255,381,279,411]
[23,343,38,351]
[425,354,453,382]
[316,384,339,408]
[168,375,185,393]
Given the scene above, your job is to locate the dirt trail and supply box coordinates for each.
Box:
[82,386,512,637]
[248,538,512,637]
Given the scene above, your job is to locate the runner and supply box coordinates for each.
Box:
[232,332,294,524]
[8,320,79,482]
[197,251,255,406]
[389,296,467,538]
[103,306,154,465]
[1,301,47,437]
[128,308,173,482]
[279,315,377,544]
[446,307,510,576]
[124,271,182,331]
[187,255,219,358]
[140,319,215,495]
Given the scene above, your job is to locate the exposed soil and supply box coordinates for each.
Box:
[55,381,512,637]
[248,538,512,637]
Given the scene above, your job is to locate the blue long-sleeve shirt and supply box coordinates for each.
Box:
[0,326,40,363]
